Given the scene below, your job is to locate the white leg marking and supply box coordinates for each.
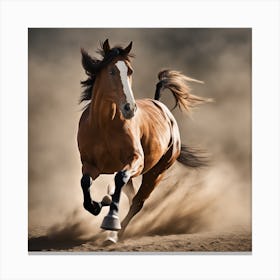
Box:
[104,231,118,244]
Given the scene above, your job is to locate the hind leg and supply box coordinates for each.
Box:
[118,144,179,239]
[118,170,163,239]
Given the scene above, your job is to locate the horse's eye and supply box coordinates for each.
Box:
[128,68,133,76]
[109,68,116,75]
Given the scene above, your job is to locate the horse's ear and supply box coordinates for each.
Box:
[103,39,111,54]
[81,48,97,74]
[124,41,133,54]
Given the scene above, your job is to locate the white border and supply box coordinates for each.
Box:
[0,0,279,279]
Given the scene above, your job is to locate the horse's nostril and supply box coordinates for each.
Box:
[124,103,131,111]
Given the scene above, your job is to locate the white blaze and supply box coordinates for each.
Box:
[115,61,135,106]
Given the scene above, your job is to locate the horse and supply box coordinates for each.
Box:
[77,39,210,243]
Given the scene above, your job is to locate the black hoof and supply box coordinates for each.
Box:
[83,200,102,216]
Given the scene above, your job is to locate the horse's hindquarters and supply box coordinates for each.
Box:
[136,99,181,173]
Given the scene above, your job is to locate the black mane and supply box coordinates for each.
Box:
[80,41,133,106]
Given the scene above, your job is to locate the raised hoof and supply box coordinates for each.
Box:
[101,215,121,231]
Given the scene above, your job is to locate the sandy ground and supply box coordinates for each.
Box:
[28,230,251,253]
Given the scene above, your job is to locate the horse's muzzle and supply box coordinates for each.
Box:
[121,102,137,119]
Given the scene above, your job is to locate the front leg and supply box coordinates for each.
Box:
[101,154,143,231]
[100,170,130,230]
[81,174,100,216]
[81,163,111,216]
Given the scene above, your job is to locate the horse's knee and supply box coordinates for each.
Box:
[115,170,130,187]
[81,174,91,190]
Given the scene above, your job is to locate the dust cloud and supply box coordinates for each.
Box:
[28,29,251,248]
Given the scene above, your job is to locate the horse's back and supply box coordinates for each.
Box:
[136,98,179,139]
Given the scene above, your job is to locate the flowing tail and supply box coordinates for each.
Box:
[154,69,211,168]
[177,145,209,168]
[154,69,212,112]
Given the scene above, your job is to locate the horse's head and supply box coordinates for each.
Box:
[81,39,137,120]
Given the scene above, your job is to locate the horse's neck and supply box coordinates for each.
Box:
[89,93,122,129]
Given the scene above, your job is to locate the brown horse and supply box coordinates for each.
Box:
[78,39,209,242]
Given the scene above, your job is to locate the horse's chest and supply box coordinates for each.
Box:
[79,129,134,173]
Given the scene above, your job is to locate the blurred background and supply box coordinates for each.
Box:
[28,28,251,246]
